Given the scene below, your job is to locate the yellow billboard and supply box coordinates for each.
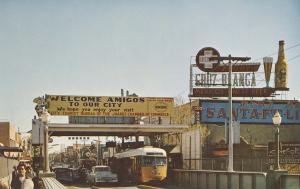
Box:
[45,95,174,117]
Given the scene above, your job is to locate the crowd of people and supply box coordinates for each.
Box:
[0,163,42,189]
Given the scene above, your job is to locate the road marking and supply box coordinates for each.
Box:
[138,185,164,189]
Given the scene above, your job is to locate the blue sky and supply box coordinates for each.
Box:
[0,0,300,132]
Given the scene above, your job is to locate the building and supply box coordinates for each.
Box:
[164,99,300,172]
[0,122,22,157]
[0,122,22,147]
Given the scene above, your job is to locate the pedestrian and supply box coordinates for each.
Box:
[25,166,34,178]
[11,163,34,189]
[0,181,9,189]
[12,166,18,182]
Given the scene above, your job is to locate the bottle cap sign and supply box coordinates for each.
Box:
[196,47,220,72]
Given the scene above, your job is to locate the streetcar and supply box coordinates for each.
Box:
[112,146,167,183]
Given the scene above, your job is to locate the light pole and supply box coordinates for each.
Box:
[93,138,101,165]
[228,55,233,172]
[272,110,282,170]
[210,55,250,172]
[40,110,51,173]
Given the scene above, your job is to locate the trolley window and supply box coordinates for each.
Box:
[142,156,167,166]
[146,152,164,155]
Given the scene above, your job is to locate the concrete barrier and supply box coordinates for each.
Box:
[39,172,67,189]
[41,177,67,189]
[172,169,267,189]
[280,174,300,189]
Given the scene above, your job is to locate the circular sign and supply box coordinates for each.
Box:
[154,102,168,112]
[196,47,220,72]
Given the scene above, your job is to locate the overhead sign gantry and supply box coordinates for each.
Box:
[33,94,188,137]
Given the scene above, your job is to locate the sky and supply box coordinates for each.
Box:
[0,0,300,134]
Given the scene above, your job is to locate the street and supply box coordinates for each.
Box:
[65,182,139,189]
[64,182,184,189]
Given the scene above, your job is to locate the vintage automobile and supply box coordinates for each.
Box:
[86,165,118,185]
[55,167,80,183]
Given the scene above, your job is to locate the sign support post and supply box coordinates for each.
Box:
[210,55,250,172]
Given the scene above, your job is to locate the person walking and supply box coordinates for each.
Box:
[11,164,34,189]
[0,181,9,189]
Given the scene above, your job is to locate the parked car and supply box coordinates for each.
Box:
[86,165,118,185]
[55,167,80,183]
[78,167,89,181]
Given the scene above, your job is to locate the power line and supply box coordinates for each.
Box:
[286,43,300,51]
[289,54,300,62]
[253,42,300,62]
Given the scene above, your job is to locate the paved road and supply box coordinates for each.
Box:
[67,186,138,189]
[65,182,185,189]
[65,183,139,189]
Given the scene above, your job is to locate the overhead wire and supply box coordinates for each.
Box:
[252,42,300,62]
[288,54,300,62]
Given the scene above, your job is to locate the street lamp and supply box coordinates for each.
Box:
[40,110,51,173]
[272,110,282,170]
[209,55,250,172]
[93,138,101,165]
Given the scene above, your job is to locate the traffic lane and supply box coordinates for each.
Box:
[66,186,184,189]
[67,187,138,189]
[138,184,186,189]
[65,182,139,189]
[67,186,139,189]
[64,182,184,189]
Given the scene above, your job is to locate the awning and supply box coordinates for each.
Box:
[0,146,23,152]
[169,145,181,154]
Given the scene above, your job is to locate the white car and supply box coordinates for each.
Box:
[87,165,118,185]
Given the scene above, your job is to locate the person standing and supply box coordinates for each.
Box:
[0,181,9,189]
[11,166,18,184]
[11,164,34,189]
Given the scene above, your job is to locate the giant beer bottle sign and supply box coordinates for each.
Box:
[196,47,220,72]
[275,40,289,90]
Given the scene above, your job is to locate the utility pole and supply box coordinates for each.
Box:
[210,55,250,172]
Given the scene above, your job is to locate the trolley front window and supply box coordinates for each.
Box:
[142,156,167,166]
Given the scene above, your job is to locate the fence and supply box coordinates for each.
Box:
[172,169,267,189]
[183,158,271,172]
[171,169,300,189]
[279,174,300,189]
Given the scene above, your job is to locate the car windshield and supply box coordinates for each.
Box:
[95,167,111,172]
[55,168,70,174]
[142,156,167,166]
[55,168,72,177]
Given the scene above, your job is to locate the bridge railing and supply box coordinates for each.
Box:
[182,158,270,172]
[39,172,67,189]
[280,174,300,189]
[172,169,267,189]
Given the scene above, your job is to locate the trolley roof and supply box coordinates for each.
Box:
[115,146,167,159]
